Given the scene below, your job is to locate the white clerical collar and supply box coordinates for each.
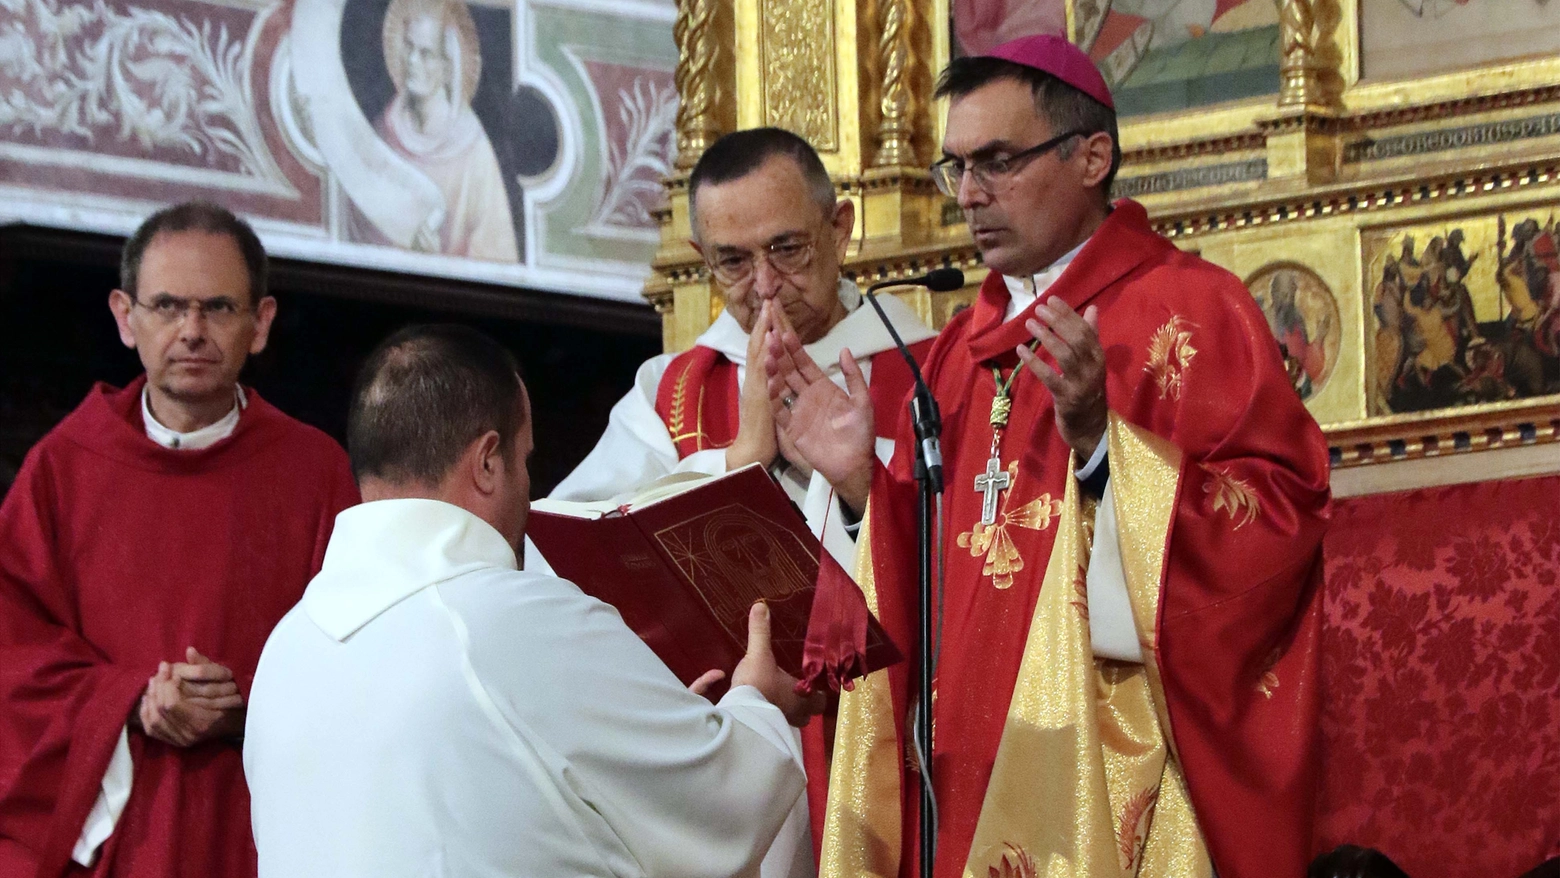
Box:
[697,278,936,368]
[1001,239,1089,323]
[302,499,518,641]
[141,385,247,450]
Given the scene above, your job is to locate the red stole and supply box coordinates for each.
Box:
[866,201,1331,878]
[652,338,933,863]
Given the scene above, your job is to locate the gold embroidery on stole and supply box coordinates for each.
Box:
[961,417,1213,878]
[666,358,708,447]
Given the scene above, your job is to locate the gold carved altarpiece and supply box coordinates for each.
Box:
[650,0,1560,484]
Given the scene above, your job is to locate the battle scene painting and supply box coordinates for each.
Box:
[1366,211,1560,416]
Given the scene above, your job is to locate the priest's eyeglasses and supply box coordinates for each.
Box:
[705,236,816,287]
[930,129,1085,197]
[132,294,251,326]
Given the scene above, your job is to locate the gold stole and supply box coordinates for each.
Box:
[821,417,1213,878]
[819,509,904,878]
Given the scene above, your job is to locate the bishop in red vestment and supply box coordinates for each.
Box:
[0,203,359,878]
[767,38,1329,878]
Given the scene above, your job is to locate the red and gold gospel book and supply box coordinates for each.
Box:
[527,464,899,688]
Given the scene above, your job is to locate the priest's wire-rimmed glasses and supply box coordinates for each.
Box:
[131,294,253,328]
[929,129,1085,197]
[703,236,817,287]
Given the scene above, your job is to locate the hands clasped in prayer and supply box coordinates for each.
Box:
[727,299,817,479]
[136,646,244,747]
[763,294,1111,512]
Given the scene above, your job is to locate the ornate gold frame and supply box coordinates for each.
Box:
[653,0,1560,471]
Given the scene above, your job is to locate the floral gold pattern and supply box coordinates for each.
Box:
[987,843,1038,878]
[1203,464,1261,529]
[957,462,1061,589]
[1071,565,1090,621]
[1145,316,1197,401]
[1116,786,1160,870]
[759,0,837,150]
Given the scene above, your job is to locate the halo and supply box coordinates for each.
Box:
[382,0,482,105]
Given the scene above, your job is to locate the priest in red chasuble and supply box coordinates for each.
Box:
[532,128,936,878]
[0,203,360,878]
[766,36,1330,878]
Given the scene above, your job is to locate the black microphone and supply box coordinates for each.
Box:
[915,266,967,292]
[861,268,965,494]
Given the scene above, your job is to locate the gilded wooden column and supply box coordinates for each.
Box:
[1278,0,1344,112]
[856,0,942,256]
[1262,0,1346,184]
[673,0,722,171]
[870,0,916,169]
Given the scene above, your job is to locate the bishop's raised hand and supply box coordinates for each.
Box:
[1018,297,1108,462]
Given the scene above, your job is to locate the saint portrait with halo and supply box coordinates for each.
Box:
[349,0,519,262]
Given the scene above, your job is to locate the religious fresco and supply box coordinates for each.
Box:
[1247,263,1341,402]
[1360,0,1560,82]
[951,0,1068,56]
[339,0,526,263]
[0,0,676,303]
[1075,0,1280,117]
[949,0,1280,117]
[1363,211,1560,416]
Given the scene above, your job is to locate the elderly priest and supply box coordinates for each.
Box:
[535,128,938,878]
[245,324,812,878]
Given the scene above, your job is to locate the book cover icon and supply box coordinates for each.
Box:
[528,465,899,689]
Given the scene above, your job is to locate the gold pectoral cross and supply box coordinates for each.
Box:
[974,454,1011,525]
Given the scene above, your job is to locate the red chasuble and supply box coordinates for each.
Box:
[653,339,933,860]
[863,201,1331,878]
[0,377,360,878]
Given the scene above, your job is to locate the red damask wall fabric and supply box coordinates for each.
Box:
[1318,475,1560,877]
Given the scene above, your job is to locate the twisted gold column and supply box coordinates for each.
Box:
[871,0,916,169]
[673,0,720,170]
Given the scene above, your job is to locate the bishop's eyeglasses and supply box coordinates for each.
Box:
[930,129,1085,197]
[705,236,816,287]
[132,294,252,327]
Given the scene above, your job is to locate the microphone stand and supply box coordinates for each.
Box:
[863,270,959,878]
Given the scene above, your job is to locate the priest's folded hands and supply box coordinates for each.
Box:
[131,647,245,747]
[728,299,819,477]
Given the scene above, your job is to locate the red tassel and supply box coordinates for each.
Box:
[798,548,871,695]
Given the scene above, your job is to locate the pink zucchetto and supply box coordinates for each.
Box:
[983,34,1114,110]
